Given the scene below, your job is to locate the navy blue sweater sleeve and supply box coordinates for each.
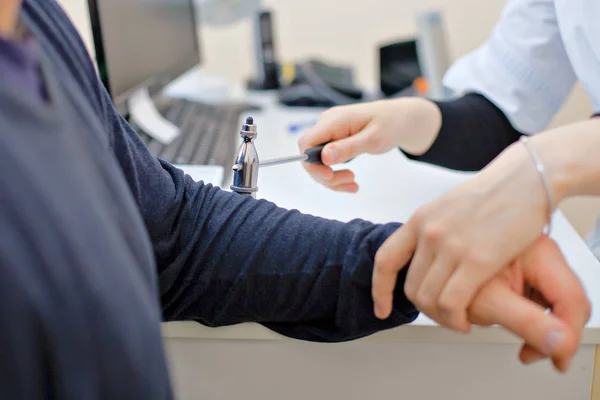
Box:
[402,93,523,171]
[101,95,417,342]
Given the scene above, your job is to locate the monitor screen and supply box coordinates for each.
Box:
[88,0,200,106]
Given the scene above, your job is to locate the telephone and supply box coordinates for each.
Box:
[278,60,364,107]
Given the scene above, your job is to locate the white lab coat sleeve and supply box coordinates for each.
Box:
[443,0,576,134]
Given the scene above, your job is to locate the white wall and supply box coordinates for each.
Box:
[56,0,599,236]
[200,0,505,88]
[58,0,593,126]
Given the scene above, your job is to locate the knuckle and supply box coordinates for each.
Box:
[467,302,491,326]
[442,237,465,259]
[437,293,460,315]
[438,305,470,333]
[415,289,433,309]
[364,128,384,150]
[374,251,393,273]
[410,207,429,226]
[422,223,445,245]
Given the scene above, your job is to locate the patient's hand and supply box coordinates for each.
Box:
[467,236,589,372]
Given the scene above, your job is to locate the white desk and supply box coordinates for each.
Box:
[162,68,600,400]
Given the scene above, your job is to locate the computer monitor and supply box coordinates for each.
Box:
[88,0,200,108]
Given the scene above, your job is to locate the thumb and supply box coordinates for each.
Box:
[298,104,378,164]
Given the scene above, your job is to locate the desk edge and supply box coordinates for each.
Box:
[161,322,600,345]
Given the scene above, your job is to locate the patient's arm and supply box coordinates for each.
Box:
[100,90,417,342]
[54,0,418,342]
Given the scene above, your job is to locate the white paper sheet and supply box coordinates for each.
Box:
[175,164,224,187]
[128,86,180,145]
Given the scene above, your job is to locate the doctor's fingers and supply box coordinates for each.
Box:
[373,222,419,320]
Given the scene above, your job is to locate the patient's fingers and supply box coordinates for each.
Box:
[519,286,552,365]
[469,279,573,365]
[520,236,591,371]
[470,237,589,372]
[519,344,546,365]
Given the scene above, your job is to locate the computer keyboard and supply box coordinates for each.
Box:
[132,98,259,173]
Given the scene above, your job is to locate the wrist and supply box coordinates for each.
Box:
[532,138,571,205]
[530,120,600,203]
[396,97,442,155]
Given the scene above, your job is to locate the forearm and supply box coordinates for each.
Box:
[402,94,523,171]
[531,119,600,201]
[157,173,417,342]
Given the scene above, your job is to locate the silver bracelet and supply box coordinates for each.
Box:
[519,136,555,235]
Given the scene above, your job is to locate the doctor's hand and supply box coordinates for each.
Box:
[467,236,589,372]
[371,134,592,371]
[297,98,441,192]
[371,137,554,333]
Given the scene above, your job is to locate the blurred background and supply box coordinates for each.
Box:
[57,0,600,238]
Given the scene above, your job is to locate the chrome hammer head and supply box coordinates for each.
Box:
[230,116,259,197]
